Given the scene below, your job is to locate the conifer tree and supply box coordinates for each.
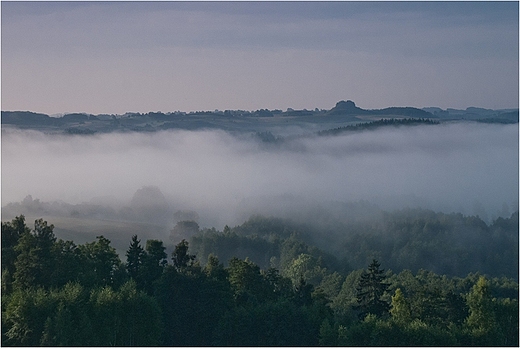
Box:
[354,259,390,320]
[126,235,144,281]
[140,239,167,294]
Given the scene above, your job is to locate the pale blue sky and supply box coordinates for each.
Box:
[2,1,518,115]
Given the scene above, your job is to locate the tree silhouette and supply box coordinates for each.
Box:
[172,239,196,271]
[126,235,144,281]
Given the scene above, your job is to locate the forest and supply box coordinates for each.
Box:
[1,210,518,346]
[3,2,518,346]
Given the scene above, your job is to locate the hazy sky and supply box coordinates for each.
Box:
[2,1,519,115]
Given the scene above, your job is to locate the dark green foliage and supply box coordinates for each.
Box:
[387,269,469,328]
[464,276,500,345]
[493,298,519,346]
[191,216,339,274]
[338,314,461,346]
[38,283,95,346]
[203,253,227,280]
[12,219,57,290]
[1,215,518,346]
[1,216,31,293]
[227,257,270,305]
[354,259,390,320]
[3,281,162,346]
[140,239,167,294]
[317,118,439,136]
[191,226,278,269]
[49,239,83,288]
[294,275,314,306]
[154,265,232,346]
[213,299,322,346]
[193,210,518,280]
[171,239,196,271]
[76,236,124,288]
[1,216,30,273]
[4,288,56,346]
[90,280,162,346]
[156,243,232,346]
[126,235,144,281]
[337,209,519,279]
[262,267,294,300]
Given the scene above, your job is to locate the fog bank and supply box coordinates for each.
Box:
[2,123,518,228]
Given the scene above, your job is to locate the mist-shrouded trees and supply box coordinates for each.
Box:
[170,220,200,244]
[2,215,519,346]
[172,239,196,271]
[129,186,171,225]
[334,209,519,280]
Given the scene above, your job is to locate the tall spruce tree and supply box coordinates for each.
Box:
[354,259,390,320]
[126,235,144,281]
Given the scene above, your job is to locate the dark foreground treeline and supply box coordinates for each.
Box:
[1,214,518,346]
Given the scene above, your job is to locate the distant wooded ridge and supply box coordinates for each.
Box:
[2,100,518,134]
[3,100,518,119]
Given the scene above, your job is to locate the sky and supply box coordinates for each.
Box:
[1,1,519,115]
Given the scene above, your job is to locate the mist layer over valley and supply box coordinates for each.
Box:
[3,3,519,345]
[2,122,518,257]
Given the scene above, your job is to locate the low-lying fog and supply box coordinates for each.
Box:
[2,122,518,230]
